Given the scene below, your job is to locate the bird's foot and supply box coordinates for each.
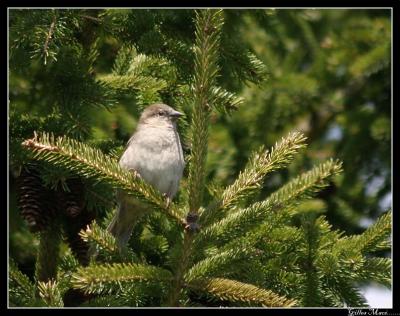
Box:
[129,168,141,179]
[184,212,201,234]
[185,222,201,233]
[163,193,172,208]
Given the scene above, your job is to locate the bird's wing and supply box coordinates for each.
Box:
[119,134,136,160]
[127,133,136,146]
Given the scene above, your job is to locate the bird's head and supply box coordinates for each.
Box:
[139,103,183,128]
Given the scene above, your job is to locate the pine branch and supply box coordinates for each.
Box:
[300,213,322,307]
[196,159,342,247]
[98,69,167,109]
[293,13,320,57]
[350,41,390,78]
[200,132,307,226]
[329,278,368,308]
[71,263,173,295]
[98,73,167,92]
[28,10,73,65]
[9,259,36,307]
[219,35,269,86]
[79,295,125,307]
[102,49,177,109]
[185,277,297,307]
[80,280,166,307]
[335,211,391,255]
[355,211,392,254]
[187,9,224,214]
[166,9,226,307]
[184,247,253,282]
[55,253,89,307]
[79,221,138,262]
[210,86,244,114]
[37,280,64,307]
[355,257,391,288]
[112,44,136,75]
[21,132,186,227]
[35,219,62,283]
[245,52,270,84]
[42,11,57,65]
[79,14,103,24]
[79,221,118,255]
[271,160,341,212]
[58,252,80,274]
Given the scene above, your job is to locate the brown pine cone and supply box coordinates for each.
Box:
[62,178,86,218]
[17,165,55,232]
[63,207,95,266]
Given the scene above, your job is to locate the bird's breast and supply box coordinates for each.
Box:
[119,126,184,195]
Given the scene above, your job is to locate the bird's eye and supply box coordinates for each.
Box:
[158,111,165,116]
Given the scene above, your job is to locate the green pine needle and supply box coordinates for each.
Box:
[184,247,253,282]
[71,262,173,295]
[186,277,297,307]
[187,9,225,214]
[196,159,342,247]
[37,280,64,307]
[335,211,391,255]
[210,86,244,114]
[355,257,391,288]
[80,221,117,254]
[200,131,308,226]
[9,259,36,307]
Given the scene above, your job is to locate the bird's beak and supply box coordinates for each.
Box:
[169,110,183,119]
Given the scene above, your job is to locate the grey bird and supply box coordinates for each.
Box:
[108,103,185,249]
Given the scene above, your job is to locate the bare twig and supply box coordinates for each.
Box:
[43,12,57,65]
[79,14,102,24]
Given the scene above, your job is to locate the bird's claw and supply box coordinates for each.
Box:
[129,169,141,179]
[163,193,171,208]
[184,212,200,233]
[185,222,201,233]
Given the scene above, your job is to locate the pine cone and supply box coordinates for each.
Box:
[58,177,93,265]
[17,166,55,232]
[64,229,90,266]
[62,178,85,218]
[63,207,95,266]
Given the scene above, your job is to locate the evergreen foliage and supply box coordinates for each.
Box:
[232,9,391,234]
[9,8,391,307]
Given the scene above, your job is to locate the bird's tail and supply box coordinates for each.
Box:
[87,193,133,258]
[107,202,134,250]
[107,191,148,250]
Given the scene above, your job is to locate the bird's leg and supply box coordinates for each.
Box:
[185,212,201,233]
[163,193,172,208]
[164,181,175,208]
[129,168,141,179]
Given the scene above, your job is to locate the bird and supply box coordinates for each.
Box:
[107,103,185,249]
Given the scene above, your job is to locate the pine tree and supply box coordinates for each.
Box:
[9,9,391,307]
[225,9,391,235]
